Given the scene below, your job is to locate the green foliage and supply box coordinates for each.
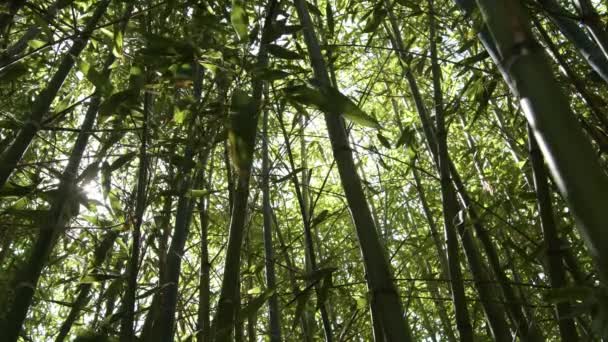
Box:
[231,0,249,41]
[284,83,381,128]
[0,0,607,341]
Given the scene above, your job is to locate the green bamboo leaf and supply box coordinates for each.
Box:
[113,29,124,57]
[3,209,49,223]
[255,68,290,81]
[299,267,338,283]
[306,1,323,17]
[355,293,369,309]
[378,156,391,170]
[173,106,189,124]
[377,133,392,149]
[318,85,381,128]
[108,190,122,216]
[74,330,111,342]
[0,183,35,197]
[247,286,262,295]
[27,39,46,49]
[284,83,381,128]
[248,23,260,44]
[283,25,303,34]
[363,6,387,33]
[0,62,27,82]
[230,0,249,41]
[310,209,329,228]
[109,152,136,171]
[101,162,111,200]
[519,191,538,201]
[340,105,381,129]
[170,154,196,169]
[267,44,302,60]
[87,66,112,93]
[461,51,489,66]
[284,84,326,107]
[78,162,100,184]
[187,189,211,198]
[100,27,114,39]
[262,21,285,44]
[273,167,306,183]
[395,127,415,148]
[99,89,136,117]
[395,0,422,12]
[0,118,20,130]
[457,38,477,53]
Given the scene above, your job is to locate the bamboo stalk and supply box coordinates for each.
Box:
[293,0,414,340]
[473,0,608,284]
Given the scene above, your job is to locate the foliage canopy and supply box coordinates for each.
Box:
[1,0,608,341]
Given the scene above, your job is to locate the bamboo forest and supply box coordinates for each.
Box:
[4,0,608,341]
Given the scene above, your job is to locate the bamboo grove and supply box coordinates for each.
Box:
[1,0,608,340]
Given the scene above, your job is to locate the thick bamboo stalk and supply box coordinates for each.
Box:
[293,0,414,340]
[574,0,608,61]
[196,146,215,342]
[426,2,475,340]
[140,186,175,340]
[534,18,608,147]
[156,118,216,341]
[385,7,511,340]
[473,0,608,284]
[212,2,278,340]
[537,0,608,84]
[156,149,199,341]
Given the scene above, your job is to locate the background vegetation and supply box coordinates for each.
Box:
[1,0,608,340]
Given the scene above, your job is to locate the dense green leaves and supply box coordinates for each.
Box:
[1,0,607,341]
